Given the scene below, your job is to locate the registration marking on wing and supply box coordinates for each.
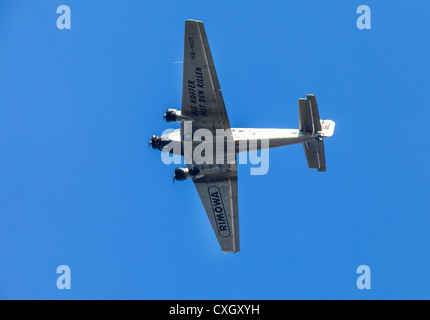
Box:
[208,186,231,237]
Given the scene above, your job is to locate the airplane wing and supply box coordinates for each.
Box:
[192,169,240,253]
[181,20,231,131]
[181,20,239,252]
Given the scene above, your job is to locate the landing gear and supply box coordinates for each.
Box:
[317,136,323,142]
[189,167,200,176]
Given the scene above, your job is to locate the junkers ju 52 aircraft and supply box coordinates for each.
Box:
[150,20,335,253]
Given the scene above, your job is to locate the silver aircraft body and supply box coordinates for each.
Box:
[150,20,335,253]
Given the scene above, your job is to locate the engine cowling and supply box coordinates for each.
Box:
[149,135,161,149]
[173,167,201,182]
[163,109,189,122]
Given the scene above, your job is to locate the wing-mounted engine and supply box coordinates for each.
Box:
[173,165,230,182]
[163,108,190,122]
[173,167,202,182]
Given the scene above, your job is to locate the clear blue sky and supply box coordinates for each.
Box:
[1,0,429,299]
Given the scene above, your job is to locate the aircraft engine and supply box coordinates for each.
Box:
[173,167,201,182]
[163,109,188,122]
[149,135,162,149]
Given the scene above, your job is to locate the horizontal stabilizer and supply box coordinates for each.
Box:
[303,136,326,172]
[299,94,321,133]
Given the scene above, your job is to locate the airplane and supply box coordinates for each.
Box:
[149,20,335,253]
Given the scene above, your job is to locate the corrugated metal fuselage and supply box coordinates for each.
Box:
[161,128,318,155]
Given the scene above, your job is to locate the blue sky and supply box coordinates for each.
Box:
[1,0,429,299]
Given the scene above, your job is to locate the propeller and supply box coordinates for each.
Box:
[149,135,161,149]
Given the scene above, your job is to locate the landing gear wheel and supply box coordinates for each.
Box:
[189,168,200,176]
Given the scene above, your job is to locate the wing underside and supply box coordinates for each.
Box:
[181,20,230,131]
[181,20,239,252]
[192,170,239,253]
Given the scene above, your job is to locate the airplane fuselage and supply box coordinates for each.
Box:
[160,127,323,156]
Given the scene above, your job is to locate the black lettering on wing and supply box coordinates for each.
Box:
[208,186,231,237]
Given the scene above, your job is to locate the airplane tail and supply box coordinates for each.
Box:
[298,95,335,172]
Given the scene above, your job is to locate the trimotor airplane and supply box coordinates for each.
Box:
[150,20,335,253]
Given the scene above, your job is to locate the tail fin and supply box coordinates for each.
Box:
[299,94,334,172]
[320,119,335,137]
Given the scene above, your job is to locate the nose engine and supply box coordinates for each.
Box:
[149,135,162,149]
